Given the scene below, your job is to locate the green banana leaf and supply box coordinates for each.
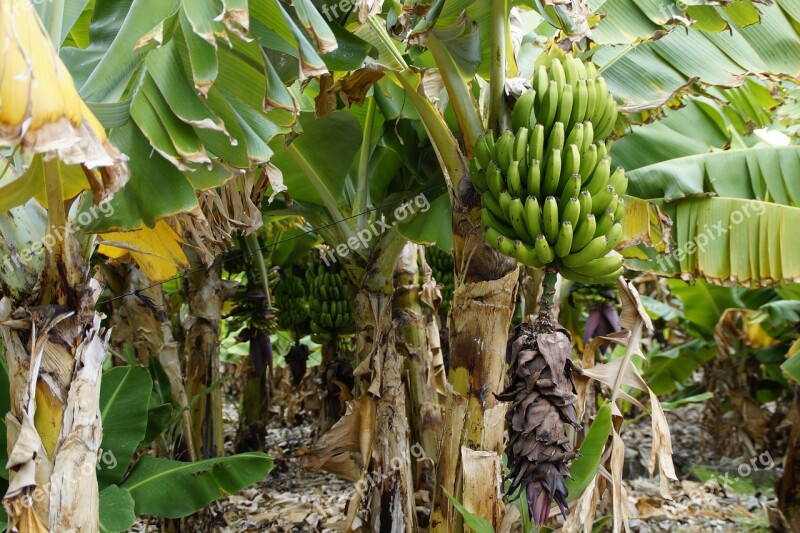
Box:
[119,453,273,518]
[98,366,153,487]
[99,485,137,533]
[566,402,612,500]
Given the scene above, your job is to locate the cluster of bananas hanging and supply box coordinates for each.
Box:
[473,52,626,284]
[275,270,309,331]
[306,262,356,336]
[425,246,454,314]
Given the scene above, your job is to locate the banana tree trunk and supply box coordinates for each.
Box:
[393,243,441,517]
[432,205,519,532]
[236,330,271,452]
[779,387,800,530]
[107,265,196,459]
[185,264,235,459]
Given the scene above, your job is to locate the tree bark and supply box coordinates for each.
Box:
[431,196,519,532]
[185,264,236,459]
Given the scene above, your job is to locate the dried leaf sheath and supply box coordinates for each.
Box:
[497,321,581,524]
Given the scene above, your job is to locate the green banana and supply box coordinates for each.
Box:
[514,127,529,162]
[497,234,517,256]
[548,121,565,159]
[535,234,555,264]
[559,262,622,285]
[509,197,534,244]
[507,161,524,197]
[512,91,536,132]
[551,57,566,93]
[485,129,496,154]
[534,65,549,109]
[603,222,623,254]
[486,162,504,197]
[571,213,597,252]
[614,196,626,223]
[578,144,597,181]
[591,185,616,216]
[573,79,589,126]
[499,190,514,220]
[543,196,560,243]
[542,148,561,197]
[565,123,584,154]
[530,123,545,163]
[563,55,579,86]
[596,140,609,160]
[475,135,492,170]
[585,61,599,80]
[555,221,574,258]
[561,196,581,226]
[578,189,592,217]
[559,175,581,206]
[542,80,559,133]
[557,84,573,127]
[513,239,545,268]
[585,78,597,123]
[565,251,623,278]
[481,189,509,223]
[585,157,611,197]
[524,196,543,239]
[608,166,627,196]
[560,144,580,189]
[582,121,595,154]
[592,77,609,125]
[495,130,515,174]
[527,159,541,199]
[562,235,609,267]
[595,94,618,140]
[472,168,487,194]
[594,208,615,239]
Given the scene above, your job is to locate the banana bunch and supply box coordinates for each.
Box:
[473,52,626,284]
[275,270,309,331]
[425,246,455,314]
[306,262,356,336]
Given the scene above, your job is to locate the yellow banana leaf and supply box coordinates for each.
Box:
[98,220,188,282]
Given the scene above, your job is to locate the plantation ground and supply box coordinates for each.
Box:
[130,391,779,533]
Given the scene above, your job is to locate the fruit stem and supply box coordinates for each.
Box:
[537,265,558,324]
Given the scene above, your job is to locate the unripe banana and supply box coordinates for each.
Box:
[561,196,581,226]
[591,185,616,216]
[495,130,515,174]
[542,80,559,133]
[555,221,574,258]
[560,144,580,189]
[579,189,593,217]
[534,65,549,109]
[558,84,574,127]
[509,197,534,244]
[606,192,619,217]
[579,144,598,181]
[563,56,579,86]
[513,239,545,268]
[559,175,581,207]
[585,157,611,197]
[594,208,615,239]
[572,213,597,252]
[591,77,609,125]
[608,166,627,196]
[481,198,515,234]
[585,78,598,123]
[567,251,624,277]
[585,61,599,80]
[475,135,492,170]
[572,79,589,126]
[472,168,488,194]
[548,121,565,159]
[535,234,555,264]
[482,191,507,222]
[527,159,541,199]
[595,94,618,140]
[497,234,517,256]
[542,149,561,197]
[499,190,514,220]
[486,162,504,197]
[551,57,566,93]
[514,127,529,162]
[596,140,609,160]
[559,263,622,285]
[542,196,560,243]
[485,129,496,153]
[512,90,537,132]
[565,123,584,154]
[524,196,543,238]
[614,196,626,223]
[483,225,510,255]
[562,235,609,267]
[603,222,623,254]
[530,123,545,163]
[507,161,524,197]
[582,121,595,154]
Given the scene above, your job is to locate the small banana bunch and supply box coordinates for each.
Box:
[473,52,626,284]
[275,270,309,331]
[426,246,455,314]
[306,263,356,336]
